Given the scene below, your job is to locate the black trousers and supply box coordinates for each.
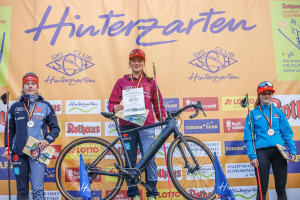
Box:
[255,147,287,200]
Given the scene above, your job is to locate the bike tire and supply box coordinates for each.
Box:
[167,136,216,200]
[55,137,124,200]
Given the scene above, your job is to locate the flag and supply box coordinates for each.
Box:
[80,154,92,200]
[214,152,235,200]
[1,92,7,104]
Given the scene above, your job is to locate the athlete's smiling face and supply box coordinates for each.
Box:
[129,57,145,76]
[259,91,273,105]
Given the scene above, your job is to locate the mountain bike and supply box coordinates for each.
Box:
[55,101,216,200]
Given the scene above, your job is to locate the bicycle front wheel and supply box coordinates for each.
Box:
[167,136,215,200]
[55,137,124,200]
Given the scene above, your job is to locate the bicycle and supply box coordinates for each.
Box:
[55,101,216,200]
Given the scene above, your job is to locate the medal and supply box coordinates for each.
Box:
[27,120,35,127]
[259,105,274,136]
[268,129,274,136]
[23,101,38,128]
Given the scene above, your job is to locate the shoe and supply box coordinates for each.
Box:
[133,195,141,200]
[147,196,156,200]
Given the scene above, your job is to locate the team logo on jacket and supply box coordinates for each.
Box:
[13,155,18,161]
[35,107,42,112]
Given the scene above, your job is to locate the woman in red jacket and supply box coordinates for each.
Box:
[108,49,166,200]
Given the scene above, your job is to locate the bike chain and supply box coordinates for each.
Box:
[89,167,142,190]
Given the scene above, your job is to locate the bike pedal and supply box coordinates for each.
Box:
[140,181,152,192]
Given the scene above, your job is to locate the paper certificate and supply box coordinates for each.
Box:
[122,88,145,116]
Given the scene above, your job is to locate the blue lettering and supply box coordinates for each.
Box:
[0,32,4,63]
[162,20,186,35]
[75,15,100,37]
[24,6,257,47]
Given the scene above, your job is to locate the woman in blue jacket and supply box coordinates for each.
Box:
[244,81,296,200]
[3,72,60,200]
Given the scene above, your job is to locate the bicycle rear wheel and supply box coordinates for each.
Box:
[55,137,124,200]
[167,136,215,200]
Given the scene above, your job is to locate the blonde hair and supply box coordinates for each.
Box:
[17,90,40,101]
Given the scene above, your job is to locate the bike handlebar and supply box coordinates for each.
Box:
[168,101,206,119]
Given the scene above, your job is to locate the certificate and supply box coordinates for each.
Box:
[122,88,145,116]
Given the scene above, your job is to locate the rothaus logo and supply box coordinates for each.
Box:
[65,122,101,136]
[188,47,239,82]
[45,50,95,85]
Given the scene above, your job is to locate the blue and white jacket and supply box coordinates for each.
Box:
[4,95,60,155]
[244,104,297,161]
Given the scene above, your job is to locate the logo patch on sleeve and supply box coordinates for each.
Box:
[14,167,20,175]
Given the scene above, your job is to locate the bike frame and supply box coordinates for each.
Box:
[88,114,200,177]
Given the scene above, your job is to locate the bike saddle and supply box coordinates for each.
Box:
[101,112,115,119]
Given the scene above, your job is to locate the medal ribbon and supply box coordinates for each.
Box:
[259,105,272,129]
[130,74,143,88]
[23,101,37,122]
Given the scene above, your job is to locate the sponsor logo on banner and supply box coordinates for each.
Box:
[50,145,61,159]
[163,98,179,111]
[0,7,12,87]
[48,100,62,115]
[68,191,101,199]
[105,99,109,112]
[65,167,101,182]
[186,164,215,180]
[65,122,101,136]
[66,100,101,114]
[44,50,96,85]
[269,188,300,200]
[157,189,183,200]
[222,96,256,111]
[183,97,219,111]
[105,121,117,136]
[25,6,256,47]
[44,168,55,182]
[231,186,257,200]
[184,119,220,134]
[188,47,239,82]
[157,166,182,181]
[225,141,247,155]
[106,190,142,200]
[272,95,300,126]
[203,141,222,156]
[223,118,245,133]
[156,143,181,158]
[29,191,61,200]
[0,101,7,132]
[66,145,101,160]
[0,147,16,180]
[187,188,215,199]
[226,163,255,178]
[105,144,141,159]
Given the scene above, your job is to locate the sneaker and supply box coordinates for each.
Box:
[133,195,141,200]
[147,196,156,200]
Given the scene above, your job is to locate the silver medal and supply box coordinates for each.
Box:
[27,120,34,127]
